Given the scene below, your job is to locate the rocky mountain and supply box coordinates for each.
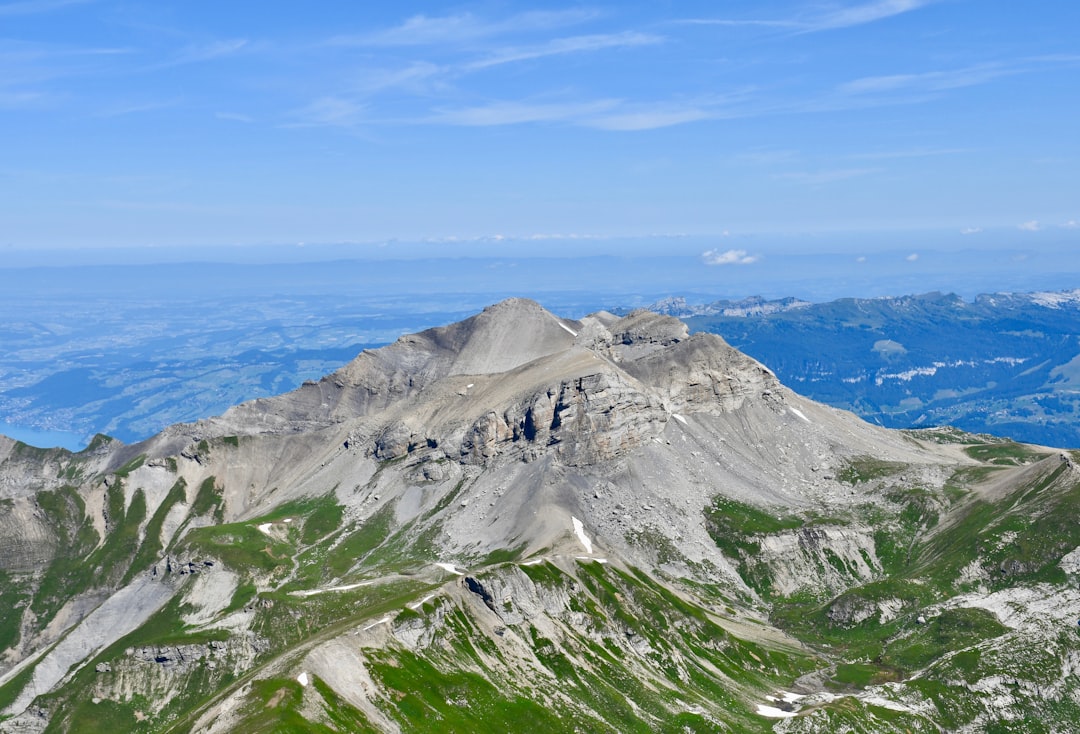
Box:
[671,290,1080,448]
[1,298,1078,732]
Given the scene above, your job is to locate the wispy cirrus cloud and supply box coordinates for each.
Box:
[839,62,1009,95]
[429,99,620,127]
[961,227,983,235]
[289,96,368,128]
[468,31,662,70]
[1019,220,1041,232]
[0,0,93,17]
[427,95,732,131]
[774,168,881,184]
[809,0,935,31]
[678,0,936,34]
[850,147,972,160]
[169,38,248,66]
[330,9,597,47]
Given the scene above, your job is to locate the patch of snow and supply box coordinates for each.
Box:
[553,318,578,337]
[296,672,309,687]
[256,523,273,535]
[572,517,593,554]
[779,691,805,704]
[789,407,811,423]
[466,383,474,389]
[408,594,436,611]
[672,413,688,425]
[756,705,798,718]
[435,562,465,576]
[1030,289,1080,308]
[362,616,392,632]
[289,581,372,598]
[576,557,607,564]
[520,559,545,566]
[284,518,293,523]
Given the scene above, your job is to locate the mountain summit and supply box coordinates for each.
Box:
[1,300,1079,732]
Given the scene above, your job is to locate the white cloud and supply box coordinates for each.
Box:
[588,104,712,131]
[774,168,880,184]
[0,0,91,16]
[856,255,867,263]
[960,227,982,235]
[810,0,937,31]
[289,96,367,127]
[172,38,248,65]
[839,63,1007,95]
[906,253,919,261]
[679,0,935,34]
[351,62,444,95]
[702,248,758,266]
[428,97,720,131]
[1018,220,1041,231]
[468,32,663,70]
[1062,220,1079,229]
[334,10,595,47]
[429,99,619,127]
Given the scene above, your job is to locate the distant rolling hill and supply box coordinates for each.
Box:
[643,290,1080,449]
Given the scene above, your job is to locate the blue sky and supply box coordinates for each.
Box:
[2,0,1079,263]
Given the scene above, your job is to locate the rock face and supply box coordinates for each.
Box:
[196,302,780,473]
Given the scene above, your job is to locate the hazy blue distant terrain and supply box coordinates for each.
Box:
[672,292,1080,448]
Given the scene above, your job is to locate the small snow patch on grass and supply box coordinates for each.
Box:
[408,594,436,610]
[296,672,309,687]
[756,704,797,718]
[362,616,392,632]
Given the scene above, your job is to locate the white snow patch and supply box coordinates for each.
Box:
[572,517,593,554]
[435,562,465,576]
[284,518,293,523]
[789,407,811,423]
[756,705,798,718]
[466,383,474,389]
[521,559,545,566]
[289,581,371,598]
[362,616,392,632]
[554,318,578,337]
[1031,289,1080,308]
[780,691,805,704]
[256,523,273,535]
[296,672,309,687]
[672,413,688,425]
[408,595,436,611]
[576,557,607,564]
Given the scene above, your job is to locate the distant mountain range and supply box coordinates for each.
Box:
[634,290,1080,449]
